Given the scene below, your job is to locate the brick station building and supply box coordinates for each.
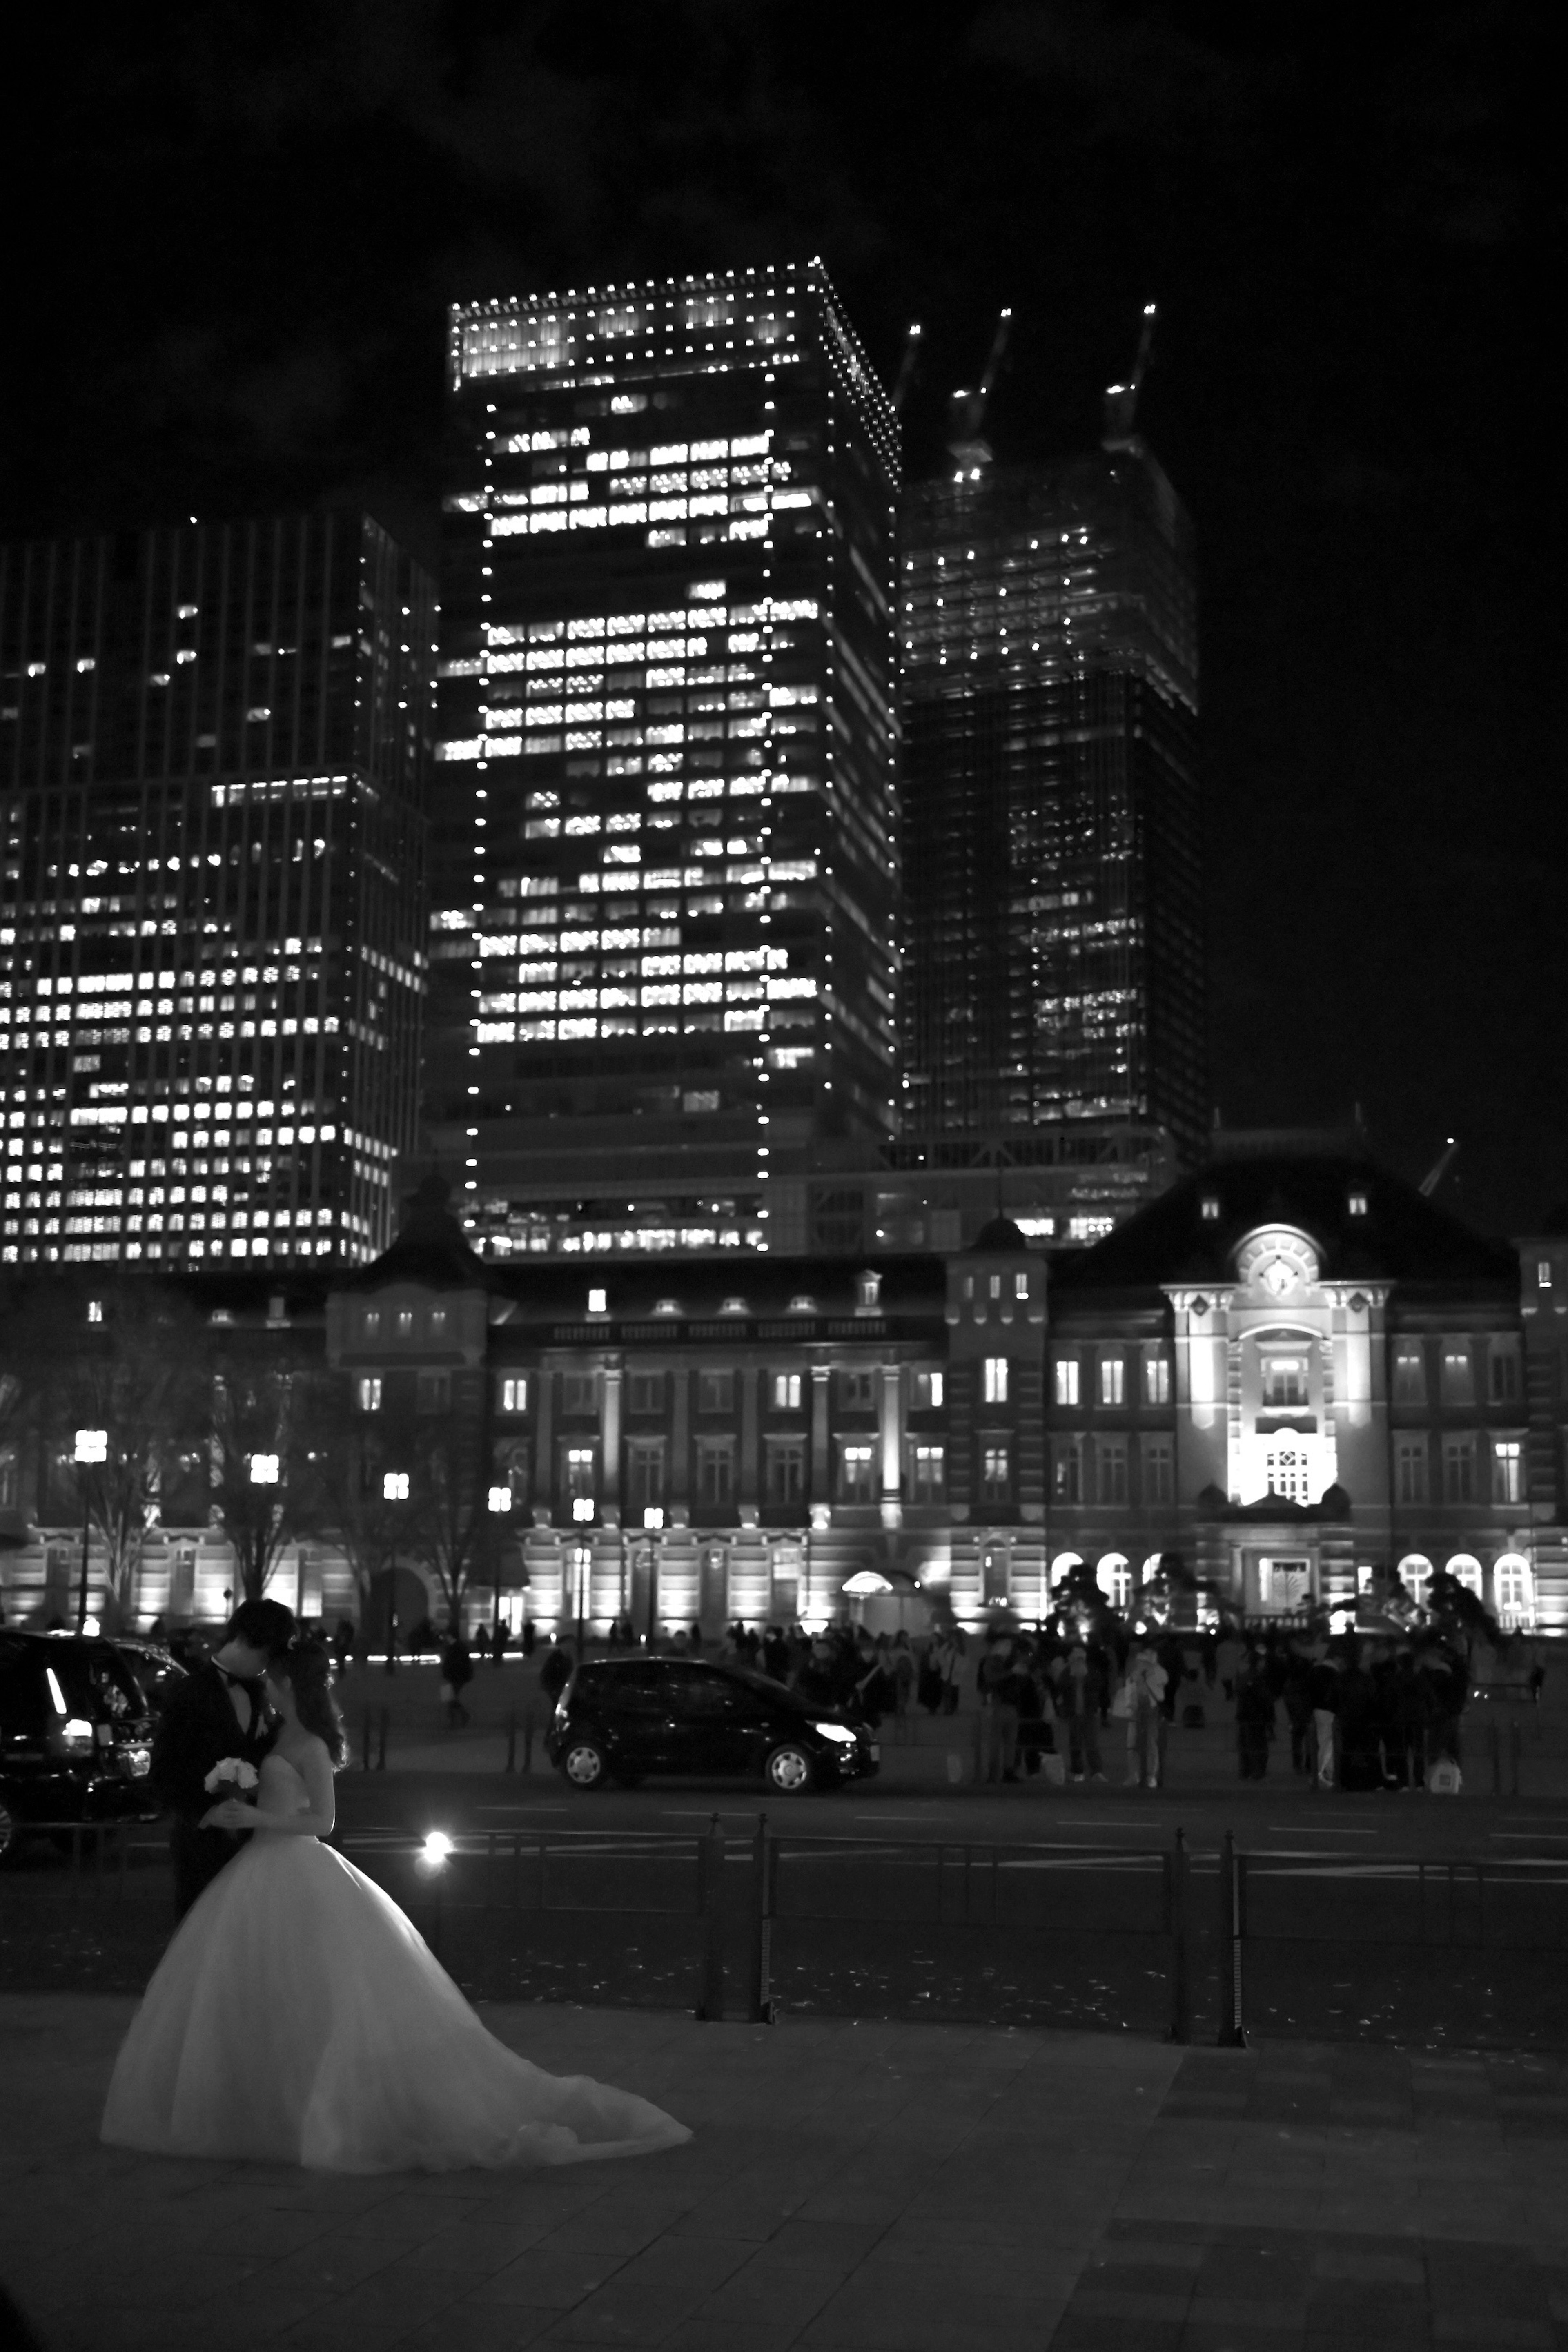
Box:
[1,1138,1564,1639]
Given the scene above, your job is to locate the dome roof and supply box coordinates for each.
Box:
[970,1213,1030,1254]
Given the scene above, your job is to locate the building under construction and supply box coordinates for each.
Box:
[898,316,1206,1166]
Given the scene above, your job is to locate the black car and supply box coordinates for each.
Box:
[0,1630,181,1861]
[546,1655,880,1795]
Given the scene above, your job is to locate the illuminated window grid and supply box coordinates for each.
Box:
[443,262,897,1244]
[460,581,825,1232]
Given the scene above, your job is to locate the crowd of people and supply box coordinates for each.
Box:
[669,1613,1508,1793]
[128,1598,1522,1793]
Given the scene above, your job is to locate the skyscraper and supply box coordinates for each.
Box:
[431,262,899,1257]
[0,513,433,1267]
[898,403,1204,1164]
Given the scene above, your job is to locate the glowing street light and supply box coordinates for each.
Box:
[382,1471,410,1673]
[417,1828,454,1960]
[249,1453,281,1486]
[488,1484,511,1664]
[73,1428,107,1635]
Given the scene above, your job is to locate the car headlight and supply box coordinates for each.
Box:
[811,1722,857,1745]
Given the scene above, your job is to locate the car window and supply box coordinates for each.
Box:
[118,1647,185,1711]
[664,1666,746,1716]
[590,1666,669,1717]
[49,1647,143,1722]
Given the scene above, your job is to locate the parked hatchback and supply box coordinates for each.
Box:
[547,1656,880,1794]
[0,1631,180,1861]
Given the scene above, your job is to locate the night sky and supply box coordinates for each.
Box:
[4,2,1551,1236]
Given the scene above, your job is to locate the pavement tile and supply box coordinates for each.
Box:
[1050,2320,1186,2352]
[465,2247,625,2309]
[1431,2324,1555,2349]
[1072,2287,1192,2321]
[1187,2292,1312,2328]
[683,2257,842,2329]
[654,2322,804,2352]
[800,2278,1047,2352]
[397,2308,562,2352]
[1178,2328,1307,2352]
[753,2217,891,2270]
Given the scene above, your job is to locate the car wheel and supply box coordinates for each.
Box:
[764,1742,815,1795]
[559,1737,610,1790]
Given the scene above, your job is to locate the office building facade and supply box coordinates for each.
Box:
[899,440,1205,1161]
[0,514,434,1265]
[431,262,899,1259]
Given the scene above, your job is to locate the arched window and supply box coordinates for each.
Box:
[1446,1553,1483,1598]
[1050,1551,1083,1588]
[1396,1553,1433,1610]
[1493,1552,1535,1631]
[1266,1443,1312,1506]
[1097,1552,1132,1613]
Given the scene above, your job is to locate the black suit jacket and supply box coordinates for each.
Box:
[151,1662,274,1917]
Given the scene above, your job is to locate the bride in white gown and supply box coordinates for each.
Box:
[101,1639,690,2174]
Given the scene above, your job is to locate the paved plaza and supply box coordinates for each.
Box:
[4,1992,1568,2352]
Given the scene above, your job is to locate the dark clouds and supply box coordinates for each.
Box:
[3,0,1552,1230]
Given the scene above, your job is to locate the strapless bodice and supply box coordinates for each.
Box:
[257,1752,310,1818]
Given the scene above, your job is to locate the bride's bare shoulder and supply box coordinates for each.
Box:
[278,1728,334,1774]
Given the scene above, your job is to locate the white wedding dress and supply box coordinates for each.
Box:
[101,1752,690,2173]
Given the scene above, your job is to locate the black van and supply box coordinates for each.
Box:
[0,1631,179,1860]
[546,1654,880,1794]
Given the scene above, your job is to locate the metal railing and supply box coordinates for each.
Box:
[12,1815,1568,2052]
[1218,1830,1568,2047]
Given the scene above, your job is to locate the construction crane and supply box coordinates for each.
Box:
[1102,301,1158,452]
[1419,1137,1460,1198]
[891,322,922,415]
[947,307,1012,473]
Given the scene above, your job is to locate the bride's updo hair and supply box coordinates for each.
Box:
[272,1637,347,1765]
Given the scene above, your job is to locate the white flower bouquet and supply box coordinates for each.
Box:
[203,1758,259,1798]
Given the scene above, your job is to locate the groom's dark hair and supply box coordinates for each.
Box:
[224,1598,296,1658]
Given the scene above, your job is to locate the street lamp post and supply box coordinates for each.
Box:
[383,1470,409,1673]
[248,1452,280,1607]
[487,1484,511,1664]
[73,1428,107,1634]
[641,1506,664,1647]
[573,1543,590,1662]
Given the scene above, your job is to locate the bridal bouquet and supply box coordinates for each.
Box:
[203,1758,259,1799]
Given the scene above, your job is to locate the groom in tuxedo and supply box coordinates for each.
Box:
[151,1597,296,1918]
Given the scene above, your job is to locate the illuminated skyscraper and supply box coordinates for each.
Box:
[0,514,434,1267]
[899,430,1205,1165]
[431,262,899,1257]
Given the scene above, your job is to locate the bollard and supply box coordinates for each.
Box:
[748,1813,777,2025]
[361,1708,372,1774]
[1217,1829,1245,2047]
[376,1707,389,1771]
[1510,1716,1523,1797]
[505,1711,517,1775]
[695,1813,726,2022]
[523,1706,535,1774]
[1166,1827,1191,2044]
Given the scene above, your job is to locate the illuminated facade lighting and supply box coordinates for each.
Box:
[432,265,900,1258]
[0,515,434,1266]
